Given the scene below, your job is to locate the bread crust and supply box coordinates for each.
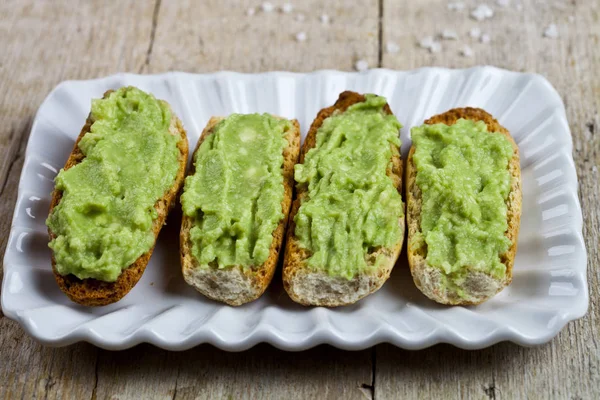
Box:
[180,115,300,306]
[282,91,405,307]
[406,107,522,306]
[48,90,189,306]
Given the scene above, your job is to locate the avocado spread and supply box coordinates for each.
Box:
[410,119,514,289]
[181,114,291,268]
[46,87,181,282]
[294,95,403,280]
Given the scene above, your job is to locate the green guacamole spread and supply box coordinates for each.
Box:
[46,87,181,282]
[410,119,514,290]
[181,114,291,268]
[294,95,403,280]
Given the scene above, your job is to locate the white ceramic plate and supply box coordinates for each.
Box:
[1,67,588,351]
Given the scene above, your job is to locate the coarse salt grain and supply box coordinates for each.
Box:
[568,16,575,23]
[461,45,474,57]
[544,24,559,39]
[320,14,330,24]
[419,36,435,49]
[281,3,293,13]
[480,33,491,44]
[261,2,274,13]
[296,13,306,22]
[419,36,442,53]
[469,27,482,38]
[441,29,459,40]
[386,41,400,53]
[355,59,369,72]
[246,8,255,16]
[448,2,465,11]
[295,31,307,42]
[471,4,494,21]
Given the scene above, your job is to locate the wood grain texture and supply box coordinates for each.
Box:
[94,344,372,400]
[0,1,152,399]
[0,0,598,399]
[0,1,378,399]
[147,0,379,72]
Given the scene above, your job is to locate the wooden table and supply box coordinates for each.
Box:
[1,1,598,398]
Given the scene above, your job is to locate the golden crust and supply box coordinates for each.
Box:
[406,107,522,306]
[282,91,404,307]
[48,90,189,306]
[180,115,300,306]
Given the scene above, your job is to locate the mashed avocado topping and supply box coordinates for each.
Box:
[294,95,403,280]
[410,119,515,286]
[181,114,290,268]
[46,87,181,282]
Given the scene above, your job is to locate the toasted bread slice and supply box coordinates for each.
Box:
[180,116,300,306]
[48,90,189,306]
[282,91,405,307]
[406,107,522,306]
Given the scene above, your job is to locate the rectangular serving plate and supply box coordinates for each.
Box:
[1,67,588,350]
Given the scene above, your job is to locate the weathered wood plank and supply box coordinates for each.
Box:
[376,0,600,398]
[0,318,98,400]
[94,344,373,400]
[0,1,154,398]
[147,0,380,73]
[0,123,24,199]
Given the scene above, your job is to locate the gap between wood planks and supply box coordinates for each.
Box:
[139,0,162,74]
[377,0,383,68]
[359,347,376,399]
[90,357,99,400]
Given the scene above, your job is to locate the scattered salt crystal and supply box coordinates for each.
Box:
[461,45,474,57]
[496,0,510,7]
[386,41,400,53]
[246,7,255,16]
[593,165,598,174]
[480,33,491,44]
[295,31,307,42]
[281,3,293,13]
[320,14,330,24]
[544,24,559,39]
[568,16,575,23]
[469,27,482,39]
[355,59,369,72]
[448,2,465,11]
[296,13,306,22]
[471,4,494,21]
[419,36,435,49]
[441,29,459,40]
[419,36,442,53]
[261,2,274,12]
